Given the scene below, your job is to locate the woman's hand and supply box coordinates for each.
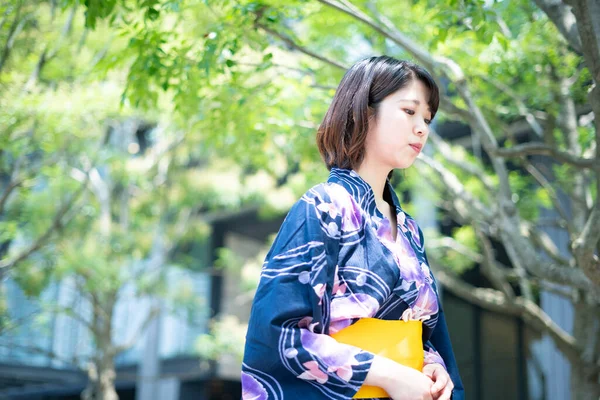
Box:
[422,363,454,400]
[383,366,434,400]
[365,355,434,400]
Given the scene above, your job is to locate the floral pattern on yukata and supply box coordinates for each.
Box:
[242,168,451,399]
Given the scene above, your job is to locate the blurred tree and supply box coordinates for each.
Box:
[0,2,266,399]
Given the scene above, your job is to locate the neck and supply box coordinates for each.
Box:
[354,162,391,205]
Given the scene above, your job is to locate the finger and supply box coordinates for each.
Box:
[431,372,448,393]
[435,388,448,400]
[438,385,453,400]
[422,365,435,379]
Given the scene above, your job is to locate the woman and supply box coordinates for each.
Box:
[241,55,464,400]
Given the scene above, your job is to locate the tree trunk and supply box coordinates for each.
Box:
[570,303,600,400]
[96,357,119,400]
[81,357,119,400]
[82,291,119,400]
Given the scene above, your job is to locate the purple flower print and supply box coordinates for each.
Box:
[402,284,439,321]
[299,316,320,333]
[396,212,423,250]
[405,217,422,248]
[372,215,424,285]
[397,211,407,230]
[313,283,326,305]
[298,361,329,384]
[317,202,339,219]
[393,236,422,283]
[328,364,353,382]
[241,372,268,400]
[416,284,439,315]
[329,318,352,334]
[375,216,394,242]
[300,330,361,374]
[419,262,434,284]
[424,348,447,369]
[330,293,379,321]
[323,184,362,231]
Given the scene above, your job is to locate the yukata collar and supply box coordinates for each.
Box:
[326,167,403,218]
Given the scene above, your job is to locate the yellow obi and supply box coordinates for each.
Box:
[329,318,423,399]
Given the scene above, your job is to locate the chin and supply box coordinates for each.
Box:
[393,160,415,169]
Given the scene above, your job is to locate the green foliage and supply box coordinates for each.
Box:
[425,226,479,274]
[214,247,243,271]
[0,1,260,370]
[196,315,246,361]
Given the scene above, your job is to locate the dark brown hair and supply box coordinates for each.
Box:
[317,55,439,170]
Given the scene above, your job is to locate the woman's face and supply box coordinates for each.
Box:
[363,79,432,170]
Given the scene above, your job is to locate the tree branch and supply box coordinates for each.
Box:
[475,72,544,137]
[500,227,598,294]
[316,0,472,123]
[46,304,95,333]
[317,0,437,70]
[534,0,583,54]
[0,167,92,277]
[0,156,26,216]
[489,142,596,168]
[0,1,28,75]
[417,153,495,222]
[428,129,496,192]
[24,3,77,90]
[568,0,600,81]
[438,96,474,123]
[572,205,600,286]
[474,225,516,298]
[255,22,348,71]
[0,7,11,32]
[499,230,534,301]
[567,2,600,182]
[0,341,87,367]
[428,236,484,264]
[431,263,581,363]
[113,307,160,355]
[521,222,572,267]
[521,159,576,237]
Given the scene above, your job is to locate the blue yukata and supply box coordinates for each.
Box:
[242,167,464,400]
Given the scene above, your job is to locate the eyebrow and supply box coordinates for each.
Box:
[398,99,432,112]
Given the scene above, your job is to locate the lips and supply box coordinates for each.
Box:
[409,143,422,153]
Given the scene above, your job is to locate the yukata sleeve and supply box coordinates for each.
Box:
[242,186,375,399]
[426,298,466,400]
[423,340,448,370]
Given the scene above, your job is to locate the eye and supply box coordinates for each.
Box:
[405,109,432,125]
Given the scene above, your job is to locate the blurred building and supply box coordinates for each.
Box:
[0,120,247,400]
[0,210,260,400]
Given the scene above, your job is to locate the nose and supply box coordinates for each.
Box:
[413,120,428,137]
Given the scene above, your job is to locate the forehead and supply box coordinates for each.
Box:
[389,79,430,102]
[383,80,432,114]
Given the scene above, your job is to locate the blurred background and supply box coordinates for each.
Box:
[0,0,599,399]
